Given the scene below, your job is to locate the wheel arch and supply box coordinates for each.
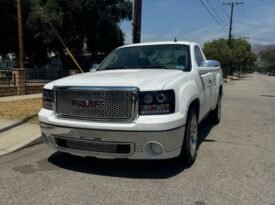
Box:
[188,98,200,120]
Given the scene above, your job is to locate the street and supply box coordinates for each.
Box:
[0,74,274,205]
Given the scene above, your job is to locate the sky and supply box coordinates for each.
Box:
[120,0,275,46]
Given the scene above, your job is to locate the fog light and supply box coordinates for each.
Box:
[151,143,163,154]
[144,142,164,156]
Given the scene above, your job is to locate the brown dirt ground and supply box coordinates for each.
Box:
[0,98,42,124]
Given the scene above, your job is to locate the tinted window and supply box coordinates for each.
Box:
[98,44,191,71]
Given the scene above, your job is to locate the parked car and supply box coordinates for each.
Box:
[39,41,223,166]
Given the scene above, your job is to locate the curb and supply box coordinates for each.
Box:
[0,136,43,157]
[16,136,43,152]
[0,121,42,157]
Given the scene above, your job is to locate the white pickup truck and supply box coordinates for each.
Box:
[39,41,223,166]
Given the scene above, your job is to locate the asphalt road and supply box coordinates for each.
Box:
[0,74,274,205]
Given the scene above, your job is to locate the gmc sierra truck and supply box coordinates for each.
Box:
[39,41,223,165]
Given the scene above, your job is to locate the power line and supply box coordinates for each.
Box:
[248,37,275,42]
[236,2,250,41]
[206,0,226,25]
[214,0,229,20]
[234,20,275,30]
[234,36,275,43]
[198,0,223,25]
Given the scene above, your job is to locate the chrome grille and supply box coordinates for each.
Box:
[54,87,138,121]
[55,138,131,154]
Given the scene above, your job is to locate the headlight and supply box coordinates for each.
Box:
[156,93,166,103]
[143,94,154,104]
[139,90,175,115]
[42,89,54,110]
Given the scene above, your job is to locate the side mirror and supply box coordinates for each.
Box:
[201,60,221,67]
[199,60,221,75]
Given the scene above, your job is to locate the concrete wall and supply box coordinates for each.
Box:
[26,84,44,95]
[0,85,44,97]
[0,86,17,97]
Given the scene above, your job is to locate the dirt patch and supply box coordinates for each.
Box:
[0,98,42,124]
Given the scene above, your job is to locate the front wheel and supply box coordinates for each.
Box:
[179,107,198,166]
[210,94,222,124]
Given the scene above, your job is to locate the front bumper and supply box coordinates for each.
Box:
[40,123,185,159]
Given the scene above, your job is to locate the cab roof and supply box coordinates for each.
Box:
[119,41,197,49]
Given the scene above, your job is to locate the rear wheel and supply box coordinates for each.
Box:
[179,107,198,166]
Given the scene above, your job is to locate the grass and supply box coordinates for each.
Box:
[0,98,42,124]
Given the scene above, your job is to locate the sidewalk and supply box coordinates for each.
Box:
[0,93,42,156]
[0,118,42,156]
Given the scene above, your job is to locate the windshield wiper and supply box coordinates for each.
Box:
[102,66,128,70]
[141,65,169,69]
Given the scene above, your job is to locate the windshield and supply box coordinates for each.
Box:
[97,44,191,71]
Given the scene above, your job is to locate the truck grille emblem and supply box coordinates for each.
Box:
[72,99,106,109]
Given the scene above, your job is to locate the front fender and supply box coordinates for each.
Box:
[163,74,201,124]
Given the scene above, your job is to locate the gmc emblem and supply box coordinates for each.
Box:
[72,99,106,109]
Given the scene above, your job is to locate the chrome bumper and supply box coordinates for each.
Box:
[40,123,185,159]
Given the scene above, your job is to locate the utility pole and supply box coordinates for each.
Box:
[223,2,243,46]
[17,0,24,68]
[223,2,243,77]
[132,0,142,43]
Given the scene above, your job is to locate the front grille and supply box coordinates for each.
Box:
[55,138,131,154]
[54,87,138,121]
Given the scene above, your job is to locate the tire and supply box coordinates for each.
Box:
[179,107,198,166]
[210,94,222,125]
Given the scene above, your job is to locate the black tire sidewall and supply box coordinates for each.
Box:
[181,108,198,165]
[212,94,221,124]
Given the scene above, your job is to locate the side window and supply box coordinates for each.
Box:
[194,46,204,67]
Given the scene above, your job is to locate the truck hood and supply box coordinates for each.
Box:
[45,69,185,91]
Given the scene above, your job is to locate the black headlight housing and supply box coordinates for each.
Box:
[139,90,175,115]
[42,89,54,110]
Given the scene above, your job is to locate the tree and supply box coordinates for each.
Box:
[231,38,255,74]
[0,0,18,57]
[259,47,275,63]
[259,47,275,72]
[0,0,48,64]
[27,0,132,68]
[246,52,257,72]
[203,38,256,76]
[203,39,232,66]
[0,0,132,68]
[203,39,232,76]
